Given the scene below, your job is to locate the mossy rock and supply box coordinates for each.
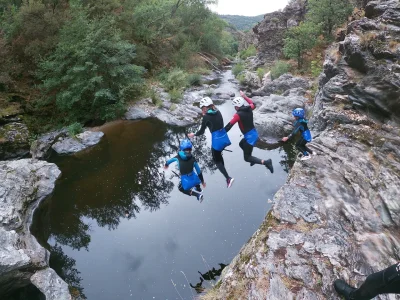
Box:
[0,122,30,160]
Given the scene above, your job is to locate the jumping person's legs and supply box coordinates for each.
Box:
[178,182,203,202]
[296,138,313,155]
[334,263,400,300]
[239,138,274,173]
[211,148,230,180]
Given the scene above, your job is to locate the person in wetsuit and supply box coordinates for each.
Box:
[281,108,314,161]
[164,139,206,202]
[334,262,400,299]
[188,97,234,188]
[224,91,274,173]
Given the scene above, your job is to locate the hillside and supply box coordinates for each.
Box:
[219,14,264,31]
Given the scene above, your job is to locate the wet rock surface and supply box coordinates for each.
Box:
[203,1,400,299]
[0,159,71,299]
[0,122,30,160]
[31,129,104,158]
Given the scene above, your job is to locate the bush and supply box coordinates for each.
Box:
[232,62,245,77]
[310,55,323,78]
[169,88,183,103]
[270,60,291,80]
[239,45,257,59]
[38,11,144,123]
[256,67,265,80]
[237,73,246,85]
[148,88,162,107]
[67,122,83,137]
[163,68,188,91]
[187,73,202,86]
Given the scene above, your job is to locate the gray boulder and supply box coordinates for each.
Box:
[254,73,310,96]
[31,269,71,300]
[253,93,307,143]
[0,122,30,160]
[30,129,68,160]
[124,107,151,120]
[240,71,262,89]
[0,159,71,299]
[52,131,104,155]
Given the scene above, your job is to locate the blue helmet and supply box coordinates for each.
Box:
[180,139,193,151]
[292,108,305,118]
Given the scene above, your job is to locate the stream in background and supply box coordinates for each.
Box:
[31,70,297,300]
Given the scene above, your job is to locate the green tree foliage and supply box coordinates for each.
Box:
[219,14,264,31]
[1,0,68,71]
[283,22,320,68]
[239,45,257,59]
[270,60,291,80]
[307,0,353,37]
[38,10,144,123]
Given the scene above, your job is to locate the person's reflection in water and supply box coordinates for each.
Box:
[190,263,228,293]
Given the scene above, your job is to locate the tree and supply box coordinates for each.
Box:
[38,9,144,123]
[307,0,353,37]
[283,22,320,68]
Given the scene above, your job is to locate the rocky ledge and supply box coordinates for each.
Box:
[203,1,400,299]
[31,129,104,159]
[0,159,71,299]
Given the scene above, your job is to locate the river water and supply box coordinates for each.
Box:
[31,70,296,300]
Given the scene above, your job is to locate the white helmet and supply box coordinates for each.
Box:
[232,96,245,107]
[199,97,213,108]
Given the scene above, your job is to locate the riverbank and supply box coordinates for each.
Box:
[201,1,400,298]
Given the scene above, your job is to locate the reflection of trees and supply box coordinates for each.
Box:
[190,263,228,294]
[50,244,87,300]
[33,119,216,253]
[279,141,297,173]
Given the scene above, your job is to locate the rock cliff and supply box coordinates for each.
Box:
[202,1,400,299]
[252,0,307,66]
[0,159,71,299]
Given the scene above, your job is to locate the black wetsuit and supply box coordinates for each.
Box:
[288,119,313,156]
[224,96,265,165]
[351,263,400,299]
[195,109,230,180]
[165,151,204,197]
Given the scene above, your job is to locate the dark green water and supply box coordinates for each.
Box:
[31,101,296,300]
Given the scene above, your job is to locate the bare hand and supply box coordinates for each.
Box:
[164,165,168,170]
[282,137,289,142]
[239,90,245,97]
[202,182,206,188]
[187,133,195,138]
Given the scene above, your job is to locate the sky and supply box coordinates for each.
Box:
[209,0,290,17]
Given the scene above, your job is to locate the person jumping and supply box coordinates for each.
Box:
[188,97,234,188]
[164,139,206,202]
[334,262,400,299]
[281,108,314,161]
[224,91,273,173]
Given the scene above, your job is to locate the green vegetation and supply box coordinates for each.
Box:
[67,122,83,137]
[232,62,245,77]
[283,22,321,68]
[283,0,353,71]
[256,67,265,80]
[307,0,353,37]
[0,0,238,132]
[219,14,264,31]
[270,60,291,80]
[239,45,257,59]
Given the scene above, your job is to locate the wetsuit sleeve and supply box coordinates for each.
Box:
[194,161,204,183]
[165,156,178,167]
[288,122,304,139]
[243,95,256,110]
[224,113,240,132]
[195,117,207,136]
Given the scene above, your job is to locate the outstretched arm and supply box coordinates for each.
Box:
[224,113,240,132]
[164,156,178,169]
[282,122,303,142]
[240,90,255,110]
[195,117,207,136]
